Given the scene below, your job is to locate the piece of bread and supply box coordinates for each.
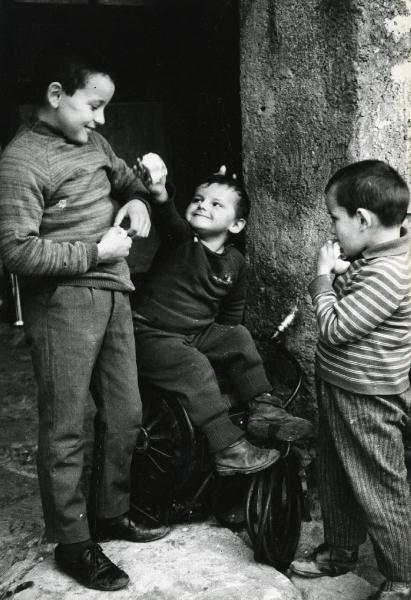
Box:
[141,152,168,185]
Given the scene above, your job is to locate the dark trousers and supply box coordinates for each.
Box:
[134,321,271,452]
[317,379,411,581]
[24,286,141,544]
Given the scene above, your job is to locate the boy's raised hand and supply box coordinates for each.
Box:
[97,226,132,263]
[133,155,168,202]
[317,240,350,276]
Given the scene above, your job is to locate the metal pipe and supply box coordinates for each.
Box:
[10,273,23,327]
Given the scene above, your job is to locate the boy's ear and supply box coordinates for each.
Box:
[356,208,373,230]
[228,218,246,235]
[46,82,64,109]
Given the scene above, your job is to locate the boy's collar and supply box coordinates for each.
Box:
[32,119,65,138]
[31,119,79,143]
[195,234,229,255]
[362,227,410,259]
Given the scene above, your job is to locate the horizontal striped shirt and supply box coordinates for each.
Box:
[0,120,148,293]
[309,231,411,395]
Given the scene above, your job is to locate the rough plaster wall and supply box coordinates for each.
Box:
[239,0,411,403]
[349,1,411,181]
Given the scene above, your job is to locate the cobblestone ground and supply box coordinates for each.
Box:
[0,323,44,581]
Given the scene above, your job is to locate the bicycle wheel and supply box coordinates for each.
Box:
[131,386,197,522]
[245,450,303,571]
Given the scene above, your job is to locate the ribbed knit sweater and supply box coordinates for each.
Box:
[134,197,247,333]
[309,231,411,395]
[0,121,148,293]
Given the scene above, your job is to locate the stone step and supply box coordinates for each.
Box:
[1,521,303,600]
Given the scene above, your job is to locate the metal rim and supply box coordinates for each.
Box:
[245,451,303,571]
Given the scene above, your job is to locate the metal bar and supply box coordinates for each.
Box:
[10,273,24,327]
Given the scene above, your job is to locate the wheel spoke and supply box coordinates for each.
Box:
[147,452,168,474]
[150,446,174,459]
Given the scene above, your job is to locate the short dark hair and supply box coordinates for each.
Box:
[32,44,114,106]
[196,172,250,220]
[325,160,409,227]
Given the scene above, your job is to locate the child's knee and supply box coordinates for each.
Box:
[230,323,254,345]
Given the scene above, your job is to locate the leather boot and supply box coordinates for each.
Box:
[367,582,411,600]
[248,392,314,442]
[290,542,358,577]
[55,543,130,591]
[96,513,170,543]
[214,438,280,476]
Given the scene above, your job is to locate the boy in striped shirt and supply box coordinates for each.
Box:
[291,160,411,600]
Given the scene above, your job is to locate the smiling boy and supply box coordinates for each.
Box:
[127,162,313,476]
[0,46,170,591]
[291,160,411,600]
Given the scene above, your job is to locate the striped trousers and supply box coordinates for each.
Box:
[316,379,411,581]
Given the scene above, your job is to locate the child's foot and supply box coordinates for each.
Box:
[248,393,314,442]
[368,581,411,599]
[289,543,358,577]
[214,438,280,476]
[95,512,170,543]
[55,542,130,591]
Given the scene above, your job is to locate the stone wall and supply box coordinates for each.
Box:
[239,0,411,401]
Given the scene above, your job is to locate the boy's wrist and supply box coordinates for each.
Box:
[308,273,334,299]
[151,189,169,203]
[317,266,333,276]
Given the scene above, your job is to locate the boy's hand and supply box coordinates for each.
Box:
[317,240,350,276]
[97,226,132,263]
[113,199,151,238]
[133,155,168,203]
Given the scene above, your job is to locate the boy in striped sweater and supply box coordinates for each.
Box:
[291,161,411,600]
[0,47,170,591]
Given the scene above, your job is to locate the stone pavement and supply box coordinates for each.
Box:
[0,514,383,600]
[1,521,302,600]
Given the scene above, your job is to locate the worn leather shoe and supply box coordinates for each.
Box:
[55,543,129,591]
[96,513,170,543]
[248,393,314,442]
[290,543,358,577]
[367,582,411,599]
[214,438,280,476]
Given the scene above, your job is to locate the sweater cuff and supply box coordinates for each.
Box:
[308,274,334,299]
[132,196,151,216]
[87,243,99,270]
[150,182,176,206]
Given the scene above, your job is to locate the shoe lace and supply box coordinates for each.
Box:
[89,543,104,570]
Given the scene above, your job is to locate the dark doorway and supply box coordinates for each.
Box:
[0,0,242,270]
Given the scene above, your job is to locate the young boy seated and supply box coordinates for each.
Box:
[114,159,314,476]
[290,160,411,600]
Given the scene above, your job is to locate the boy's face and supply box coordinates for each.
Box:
[53,73,115,144]
[185,183,244,238]
[326,185,366,258]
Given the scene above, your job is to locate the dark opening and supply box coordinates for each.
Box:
[0,0,242,271]
[1,1,242,191]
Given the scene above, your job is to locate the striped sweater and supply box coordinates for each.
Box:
[0,120,147,293]
[309,231,411,395]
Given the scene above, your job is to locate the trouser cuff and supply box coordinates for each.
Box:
[234,364,271,404]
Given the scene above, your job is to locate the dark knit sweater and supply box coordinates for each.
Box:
[134,197,247,333]
[309,230,411,395]
[0,121,148,293]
